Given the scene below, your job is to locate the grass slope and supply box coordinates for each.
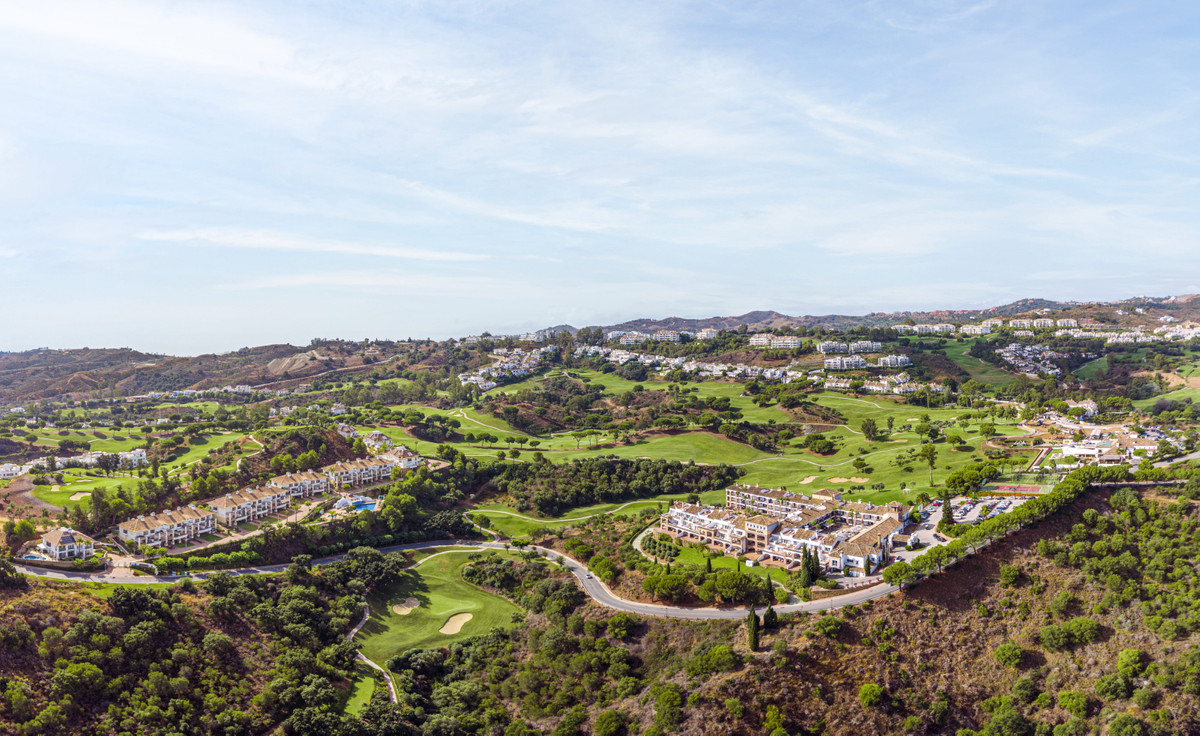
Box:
[356,551,521,666]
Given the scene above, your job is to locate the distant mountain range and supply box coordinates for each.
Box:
[4,294,1199,404]
[557,295,1200,334]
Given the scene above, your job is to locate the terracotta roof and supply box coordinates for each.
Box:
[41,528,95,546]
[208,486,290,509]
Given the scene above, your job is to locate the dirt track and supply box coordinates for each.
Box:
[0,476,56,513]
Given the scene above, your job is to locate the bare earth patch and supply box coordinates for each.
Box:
[1134,370,1200,389]
[439,613,472,635]
[798,475,817,484]
[828,476,869,484]
[391,597,420,616]
[69,492,91,501]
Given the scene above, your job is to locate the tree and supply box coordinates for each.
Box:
[746,609,759,649]
[917,444,938,485]
[882,561,914,587]
[860,418,879,442]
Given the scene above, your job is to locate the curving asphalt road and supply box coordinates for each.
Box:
[13,539,896,620]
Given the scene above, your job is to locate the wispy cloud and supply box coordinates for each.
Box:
[1,0,1199,352]
[138,228,488,262]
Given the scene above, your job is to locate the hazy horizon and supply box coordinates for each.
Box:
[4,1,1200,353]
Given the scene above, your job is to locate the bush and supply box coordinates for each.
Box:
[1039,624,1070,651]
[993,642,1024,668]
[1056,690,1088,718]
[1064,616,1100,644]
[684,643,740,679]
[592,709,628,736]
[1095,672,1132,701]
[1117,648,1147,677]
[858,682,884,708]
[1011,677,1039,704]
[1106,714,1146,736]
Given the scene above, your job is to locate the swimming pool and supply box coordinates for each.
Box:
[352,501,377,511]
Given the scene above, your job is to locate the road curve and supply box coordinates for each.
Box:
[13,539,897,620]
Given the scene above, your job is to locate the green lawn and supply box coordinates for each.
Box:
[469,489,726,537]
[30,474,136,510]
[942,340,1015,386]
[1076,356,1109,380]
[1133,387,1200,410]
[672,544,790,584]
[342,667,376,715]
[356,550,521,665]
[163,432,251,469]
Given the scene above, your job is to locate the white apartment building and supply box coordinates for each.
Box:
[981,319,1005,329]
[619,334,647,346]
[660,486,907,576]
[695,329,719,339]
[209,486,292,527]
[960,325,991,335]
[817,341,849,354]
[118,506,215,548]
[1056,319,1079,327]
[268,470,331,497]
[824,355,867,370]
[875,355,911,367]
[1032,319,1056,329]
[652,330,680,342]
[325,457,397,488]
[770,336,802,349]
[749,333,773,347]
[848,340,881,353]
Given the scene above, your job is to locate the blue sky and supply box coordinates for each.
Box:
[2,0,1199,354]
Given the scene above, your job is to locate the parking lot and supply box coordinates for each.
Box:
[887,495,1035,565]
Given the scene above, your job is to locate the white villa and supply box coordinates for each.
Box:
[37,528,97,561]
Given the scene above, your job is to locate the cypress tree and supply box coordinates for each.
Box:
[706,557,713,574]
[746,609,759,649]
[763,604,778,630]
[798,549,813,589]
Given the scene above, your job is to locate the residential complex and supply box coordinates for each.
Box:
[824,355,867,371]
[118,505,216,548]
[209,486,292,526]
[751,334,803,349]
[325,456,398,489]
[268,470,331,497]
[115,444,423,548]
[659,485,909,576]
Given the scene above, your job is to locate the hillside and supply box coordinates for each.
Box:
[0,341,407,404]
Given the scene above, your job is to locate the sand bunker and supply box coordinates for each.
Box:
[391,597,420,616]
[69,492,91,501]
[439,613,472,635]
[828,477,869,484]
[797,475,817,484]
[906,418,919,422]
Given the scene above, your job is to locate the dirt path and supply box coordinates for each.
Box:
[0,476,55,512]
